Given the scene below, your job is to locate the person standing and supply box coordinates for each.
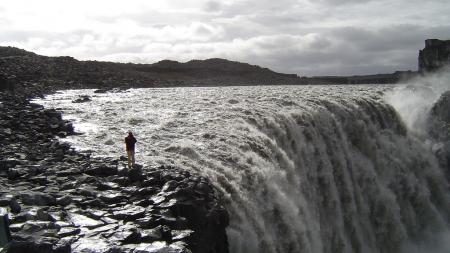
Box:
[125,131,137,168]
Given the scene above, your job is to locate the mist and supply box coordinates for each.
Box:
[384,67,450,138]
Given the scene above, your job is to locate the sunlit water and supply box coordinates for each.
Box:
[35,85,450,253]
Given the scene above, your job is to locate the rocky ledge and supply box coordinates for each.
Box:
[427,90,450,178]
[0,90,229,253]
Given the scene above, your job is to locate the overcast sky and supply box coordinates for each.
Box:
[0,0,449,76]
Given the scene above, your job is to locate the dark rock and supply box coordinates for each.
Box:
[0,197,21,213]
[60,123,74,134]
[140,227,164,243]
[134,199,153,207]
[68,212,104,229]
[57,227,80,237]
[129,166,146,182]
[31,176,49,185]
[97,181,120,191]
[9,198,21,213]
[135,216,158,229]
[86,164,118,176]
[111,205,146,221]
[133,240,191,253]
[117,166,129,177]
[136,187,158,196]
[56,195,72,206]
[419,39,450,73]
[84,209,107,219]
[20,192,56,206]
[171,229,195,241]
[21,220,57,233]
[431,91,450,125]
[0,88,230,253]
[427,91,450,175]
[9,223,24,232]
[162,180,179,192]
[99,191,125,204]
[159,225,172,242]
[57,131,67,138]
[36,209,56,222]
[72,95,91,103]
[55,168,82,177]
[70,237,119,253]
[79,188,97,198]
[94,88,109,93]
[86,223,119,238]
[7,234,65,253]
[141,176,162,187]
[7,168,22,180]
[110,226,141,245]
[111,176,131,186]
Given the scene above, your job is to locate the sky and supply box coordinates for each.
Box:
[0,0,449,76]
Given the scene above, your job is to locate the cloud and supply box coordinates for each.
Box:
[313,0,375,5]
[204,0,223,12]
[0,0,449,76]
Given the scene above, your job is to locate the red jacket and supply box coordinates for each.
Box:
[125,135,137,151]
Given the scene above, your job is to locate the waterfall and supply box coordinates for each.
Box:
[212,96,450,253]
[35,84,450,253]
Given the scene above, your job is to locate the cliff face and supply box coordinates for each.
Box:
[418,39,450,73]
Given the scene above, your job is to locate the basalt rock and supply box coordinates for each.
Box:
[418,39,450,73]
[427,91,450,143]
[426,91,450,175]
[431,91,450,125]
[0,89,229,253]
[72,95,91,103]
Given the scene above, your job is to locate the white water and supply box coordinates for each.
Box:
[35,84,450,253]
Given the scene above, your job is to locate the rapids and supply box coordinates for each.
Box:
[35,84,450,253]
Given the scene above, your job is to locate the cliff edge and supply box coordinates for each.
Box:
[418,39,450,73]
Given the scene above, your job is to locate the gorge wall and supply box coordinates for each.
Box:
[419,39,450,73]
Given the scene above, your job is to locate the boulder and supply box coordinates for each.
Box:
[129,165,146,182]
[67,213,104,229]
[111,205,146,221]
[20,192,56,206]
[85,164,118,176]
[72,95,91,103]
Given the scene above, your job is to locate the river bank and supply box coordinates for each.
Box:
[0,87,229,253]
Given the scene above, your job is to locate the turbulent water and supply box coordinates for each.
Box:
[36,84,450,253]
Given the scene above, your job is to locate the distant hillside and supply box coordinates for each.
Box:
[0,46,37,58]
[310,71,417,85]
[0,46,305,92]
[1,45,426,94]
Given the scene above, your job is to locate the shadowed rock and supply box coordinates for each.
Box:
[0,73,229,253]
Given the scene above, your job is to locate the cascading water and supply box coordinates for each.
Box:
[35,83,450,253]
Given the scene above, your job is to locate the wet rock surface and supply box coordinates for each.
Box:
[428,91,450,175]
[0,90,229,253]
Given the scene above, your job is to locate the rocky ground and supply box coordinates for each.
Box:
[0,88,229,253]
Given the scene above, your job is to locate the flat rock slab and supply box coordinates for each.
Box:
[99,191,126,204]
[133,241,191,253]
[68,213,104,229]
[71,237,116,253]
[112,205,146,221]
[20,192,56,206]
